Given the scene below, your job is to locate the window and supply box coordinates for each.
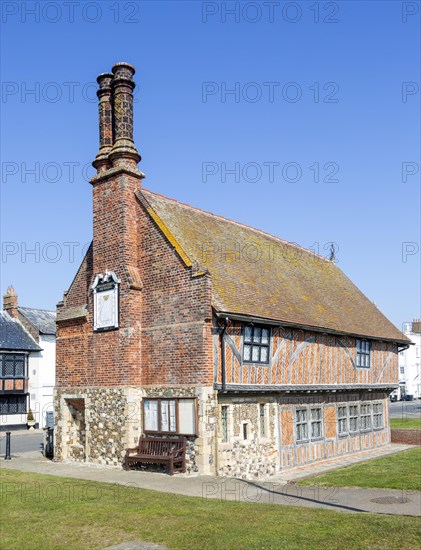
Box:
[0,395,27,415]
[310,408,323,439]
[243,325,270,364]
[360,403,372,431]
[356,340,371,368]
[400,366,405,374]
[0,354,26,379]
[143,398,196,435]
[349,405,359,432]
[373,402,383,429]
[338,405,348,434]
[243,423,248,440]
[221,406,228,442]
[259,404,266,437]
[295,409,308,441]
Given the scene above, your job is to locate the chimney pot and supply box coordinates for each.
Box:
[109,62,141,167]
[93,71,115,172]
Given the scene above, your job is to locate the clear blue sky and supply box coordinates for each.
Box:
[1,0,420,332]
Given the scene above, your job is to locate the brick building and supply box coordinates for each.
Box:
[54,63,410,477]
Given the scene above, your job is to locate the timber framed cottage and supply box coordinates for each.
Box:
[55,62,410,478]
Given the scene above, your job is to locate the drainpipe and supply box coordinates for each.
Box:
[277,399,282,471]
[221,317,229,392]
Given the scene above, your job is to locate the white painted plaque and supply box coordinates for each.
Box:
[92,271,120,331]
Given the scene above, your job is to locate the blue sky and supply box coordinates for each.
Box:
[1,0,420,331]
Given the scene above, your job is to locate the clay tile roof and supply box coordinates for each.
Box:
[138,189,409,344]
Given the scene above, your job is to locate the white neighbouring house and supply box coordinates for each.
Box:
[1,287,56,429]
[399,320,421,399]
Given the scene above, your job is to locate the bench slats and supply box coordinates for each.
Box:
[124,436,187,475]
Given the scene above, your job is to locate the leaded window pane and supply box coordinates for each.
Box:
[260,347,269,363]
[14,361,24,377]
[253,327,262,343]
[4,361,14,377]
[261,329,269,344]
[252,346,259,362]
[243,345,251,361]
[244,326,253,342]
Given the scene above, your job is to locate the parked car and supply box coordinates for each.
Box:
[390,394,398,402]
[405,394,414,401]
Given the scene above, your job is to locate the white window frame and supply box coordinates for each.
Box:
[360,403,372,432]
[337,405,348,436]
[349,404,359,433]
[295,408,309,442]
[310,407,323,440]
[373,402,384,430]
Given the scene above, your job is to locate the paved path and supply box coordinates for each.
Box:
[1,443,419,517]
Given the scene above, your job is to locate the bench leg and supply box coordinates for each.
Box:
[169,458,174,476]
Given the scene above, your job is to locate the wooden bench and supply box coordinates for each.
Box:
[123,436,187,475]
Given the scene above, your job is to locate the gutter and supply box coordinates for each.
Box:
[214,310,410,346]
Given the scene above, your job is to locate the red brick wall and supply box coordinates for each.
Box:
[56,183,214,389]
[138,197,213,386]
[391,429,421,445]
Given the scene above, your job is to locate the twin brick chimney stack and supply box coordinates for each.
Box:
[89,62,143,385]
[92,63,142,174]
[90,62,144,276]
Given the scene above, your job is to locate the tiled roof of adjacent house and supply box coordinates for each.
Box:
[19,307,56,335]
[139,189,409,344]
[0,311,42,351]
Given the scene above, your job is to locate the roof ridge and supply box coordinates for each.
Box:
[19,306,56,314]
[141,188,330,263]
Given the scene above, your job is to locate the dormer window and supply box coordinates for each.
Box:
[243,325,270,364]
[356,339,371,368]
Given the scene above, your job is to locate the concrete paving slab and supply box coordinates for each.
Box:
[1,444,419,517]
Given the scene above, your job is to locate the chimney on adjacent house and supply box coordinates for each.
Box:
[412,319,421,334]
[3,286,18,318]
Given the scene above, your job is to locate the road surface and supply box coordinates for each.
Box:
[389,399,421,419]
[0,431,44,456]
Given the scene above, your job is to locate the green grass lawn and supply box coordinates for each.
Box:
[299,447,421,491]
[0,470,420,550]
[390,417,421,430]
